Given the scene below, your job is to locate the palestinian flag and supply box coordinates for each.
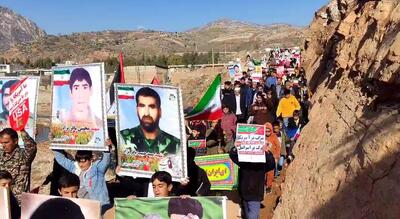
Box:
[118,86,135,99]
[185,74,222,121]
[53,70,70,86]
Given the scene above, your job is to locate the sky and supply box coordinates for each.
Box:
[1,0,328,35]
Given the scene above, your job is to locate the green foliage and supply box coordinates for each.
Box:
[104,51,220,72]
[33,57,54,68]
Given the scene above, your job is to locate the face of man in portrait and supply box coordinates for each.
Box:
[137,95,161,132]
[70,79,92,115]
[234,66,239,74]
[3,87,11,111]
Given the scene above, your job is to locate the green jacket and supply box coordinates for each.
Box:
[120,126,180,154]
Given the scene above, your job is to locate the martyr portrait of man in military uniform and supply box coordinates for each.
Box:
[120,87,180,154]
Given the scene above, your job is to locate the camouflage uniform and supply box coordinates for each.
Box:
[120,126,180,154]
[0,130,37,203]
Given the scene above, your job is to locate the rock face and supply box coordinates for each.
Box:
[275,1,400,218]
[0,6,46,51]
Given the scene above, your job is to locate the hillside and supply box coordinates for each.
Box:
[1,18,305,63]
[0,6,46,51]
[274,0,400,218]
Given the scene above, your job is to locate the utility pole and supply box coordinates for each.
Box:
[212,48,215,73]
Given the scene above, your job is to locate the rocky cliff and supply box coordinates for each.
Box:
[274,0,400,218]
[0,6,46,51]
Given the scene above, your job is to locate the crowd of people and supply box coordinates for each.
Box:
[0,51,310,219]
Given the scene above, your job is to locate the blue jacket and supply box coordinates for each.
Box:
[53,150,110,206]
[266,76,277,89]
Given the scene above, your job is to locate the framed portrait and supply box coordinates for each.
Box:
[21,193,100,219]
[116,83,187,181]
[0,76,39,146]
[0,188,11,219]
[115,196,226,219]
[50,63,108,151]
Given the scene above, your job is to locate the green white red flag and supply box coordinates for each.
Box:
[53,69,70,86]
[117,86,135,99]
[185,74,222,121]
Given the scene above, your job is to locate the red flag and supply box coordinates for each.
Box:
[109,52,126,106]
[151,76,160,85]
[119,52,125,83]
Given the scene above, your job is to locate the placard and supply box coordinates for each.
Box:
[227,63,242,81]
[0,188,11,219]
[50,63,108,151]
[115,196,226,219]
[21,193,101,219]
[9,77,30,131]
[116,84,187,181]
[194,154,238,190]
[235,123,265,163]
[188,139,207,156]
[0,77,39,146]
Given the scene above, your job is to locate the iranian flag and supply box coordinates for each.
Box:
[186,74,222,121]
[53,69,70,86]
[118,86,135,99]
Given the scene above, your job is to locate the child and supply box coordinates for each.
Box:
[58,173,80,198]
[0,170,21,219]
[52,140,112,213]
[272,121,291,174]
[264,122,281,194]
[150,171,174,197]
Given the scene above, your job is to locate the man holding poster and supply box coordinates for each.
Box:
[0,128,37,203]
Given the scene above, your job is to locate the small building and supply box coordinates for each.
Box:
[0,64,11,74]
[123,65,169,84]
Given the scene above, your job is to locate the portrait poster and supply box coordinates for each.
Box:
[115,196,226,219]
[227,63,242,81]
[235,123,266,163]
[0,188,11,219]
[188,139,206,156]
[276,65,285,78]
[50,63,108,151]
[251,66,263,82]
[0,77,39,147]
[194,154,238,190]
[21,193,100,219]
[116,84,187,180]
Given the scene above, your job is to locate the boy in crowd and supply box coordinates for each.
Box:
[151,171,174,197]
[272,121,291,176]
[58,173,80,198]
[0,170,20,219]
[264,123,281,194]
[52,139,112,213]
[276,89,301,127]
